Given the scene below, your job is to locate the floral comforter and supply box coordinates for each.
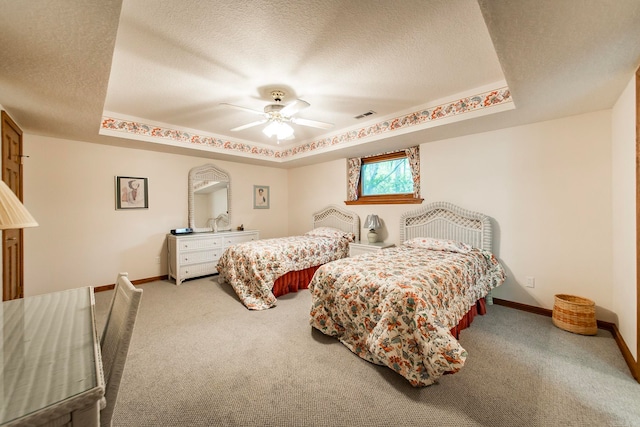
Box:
[217,234,352,310]
[309,242,506,387]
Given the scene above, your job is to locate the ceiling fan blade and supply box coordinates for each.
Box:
[280,99,310,117]
[220,103,265,116]
[230,119,268,131]
[290,117,334,129]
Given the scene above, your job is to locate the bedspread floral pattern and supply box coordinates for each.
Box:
[217,235,352,310]
[309,245,506,387]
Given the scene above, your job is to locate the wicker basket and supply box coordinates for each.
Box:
[552,294,597,335]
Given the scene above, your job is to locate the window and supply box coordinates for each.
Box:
[361,152,413,196]
[345,147,422,205]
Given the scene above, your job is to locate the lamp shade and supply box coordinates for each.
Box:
[364,214,381,231]
[0,180,38,229]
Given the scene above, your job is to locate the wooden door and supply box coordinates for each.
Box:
[1,111,24,300]
[635,67,640,381]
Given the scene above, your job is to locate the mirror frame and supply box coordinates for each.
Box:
[188,164,231,232]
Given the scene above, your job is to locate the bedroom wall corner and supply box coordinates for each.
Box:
[287,159,404,243]
[288,158,349,235]
[291,111,615,325]
[421,110,614,320]
[611,73,638,362]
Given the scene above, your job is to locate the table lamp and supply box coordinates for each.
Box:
[364,214,381,243]
[0,180,38,229]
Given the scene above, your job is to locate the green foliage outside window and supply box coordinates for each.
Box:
[361,157,413,195]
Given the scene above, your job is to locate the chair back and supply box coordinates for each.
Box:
[100,272,143,427]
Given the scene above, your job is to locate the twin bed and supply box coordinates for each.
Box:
[216,205,360,310]
[309,201,505,386]
[216,202,506,386]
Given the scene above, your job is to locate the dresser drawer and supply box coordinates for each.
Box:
[180,249,222,265]
[224,233,258,246]
[179,237,223,251]
[180,262,218,279]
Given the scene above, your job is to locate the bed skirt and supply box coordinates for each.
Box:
[449,298,486,339]
[272,266,321,297]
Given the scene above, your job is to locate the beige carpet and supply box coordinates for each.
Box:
[94,276,640,427]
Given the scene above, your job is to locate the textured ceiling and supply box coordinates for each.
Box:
[103,0,503,142]
[1,0,639,168]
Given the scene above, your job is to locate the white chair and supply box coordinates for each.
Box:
[99,272,143,427]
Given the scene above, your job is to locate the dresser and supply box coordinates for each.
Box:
[168,230,259,285]
[348,240,395,257]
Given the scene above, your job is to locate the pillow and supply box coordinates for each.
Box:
[305,227,355,242]
[403,237,472,253]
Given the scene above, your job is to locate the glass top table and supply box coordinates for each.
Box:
[1,287,104,426]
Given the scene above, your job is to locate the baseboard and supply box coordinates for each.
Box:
[492,298,552,317]
[492,298,638,382]
[608,323,640,381]
[94,274,168,293]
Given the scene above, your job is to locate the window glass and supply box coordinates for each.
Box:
[345,147,422,205]
[361,157,413,195]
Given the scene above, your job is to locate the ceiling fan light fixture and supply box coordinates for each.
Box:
[263,121,294,140]
[223,88,331,140]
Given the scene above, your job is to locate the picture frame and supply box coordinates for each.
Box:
[253,185,269,209]
[116,176,149,209]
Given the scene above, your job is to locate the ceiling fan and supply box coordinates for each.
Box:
[221,90,333,142]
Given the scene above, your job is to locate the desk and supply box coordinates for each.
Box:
[1,287,105,426]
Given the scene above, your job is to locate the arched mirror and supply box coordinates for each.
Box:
[188,164,231,232]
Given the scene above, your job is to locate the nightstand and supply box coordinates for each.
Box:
[349,241,395,257]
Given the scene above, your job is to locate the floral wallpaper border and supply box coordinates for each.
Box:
[101,87,511,161]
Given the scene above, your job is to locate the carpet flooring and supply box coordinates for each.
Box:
[94,276,640,427]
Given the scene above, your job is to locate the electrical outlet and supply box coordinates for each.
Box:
[526,276,535,288]
[155,256,161,264]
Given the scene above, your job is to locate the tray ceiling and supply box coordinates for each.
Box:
[1,0,639,167]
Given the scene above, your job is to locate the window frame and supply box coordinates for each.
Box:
[345,151,423,205]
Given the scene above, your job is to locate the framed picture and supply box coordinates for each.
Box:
[253,185,269,209]
[116,176,149,209]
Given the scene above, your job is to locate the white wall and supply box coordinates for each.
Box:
[23,134,288,296]
[19,107,635,352]
[290,111,616,322]
[288,159,348,233]
[612,75,637,361]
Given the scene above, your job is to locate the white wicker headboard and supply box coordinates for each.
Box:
[312,205,360,241]
[399,201,492,251]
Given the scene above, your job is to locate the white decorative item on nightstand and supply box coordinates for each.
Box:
[168,230,259,285]
[364,214,381,243]
[349,240,395,257]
